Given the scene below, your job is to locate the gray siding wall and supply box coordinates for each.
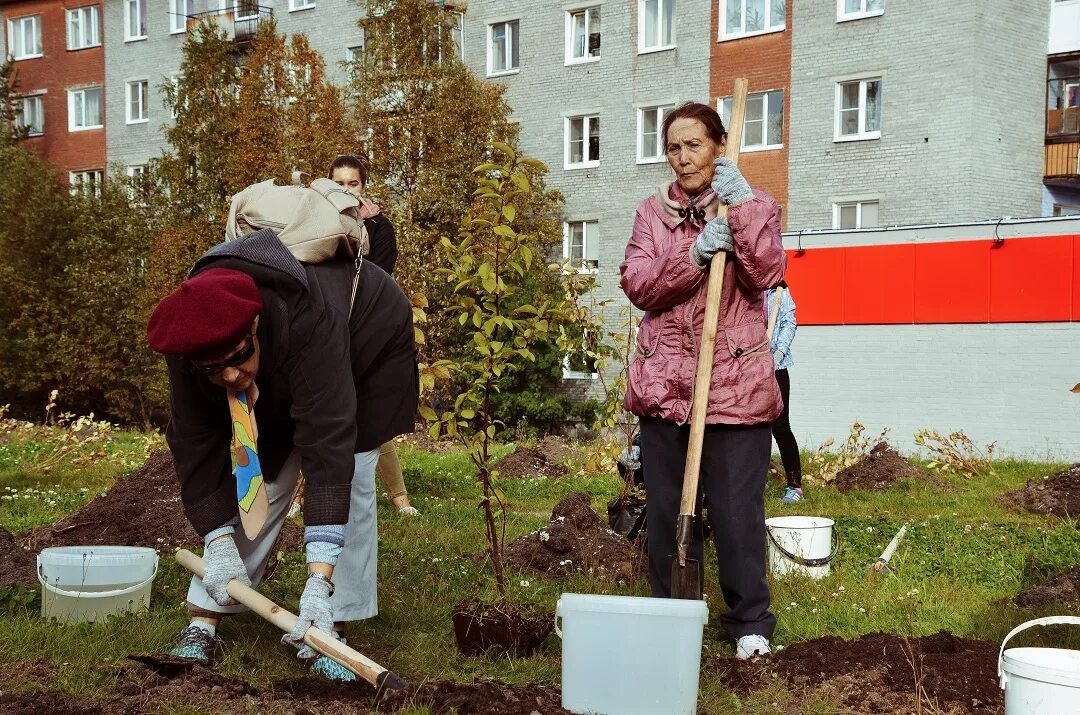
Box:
[787,0,1048,231]
[461,0,711,389]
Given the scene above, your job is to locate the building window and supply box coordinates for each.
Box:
[125,0,147,40]
[126,80,149,123]
[638,105,673,163]
[126,164,147,178]
[7,16,42,60]
[834,200,879,229]
[564,220,600,271]
[719,89,784,150]
[565,115,600,169]
[835,77,882,141]
[70,170,104,197]
[566,7,600,64]
[562,329,600,380]
[488,20,519,75]
[15,95,44,136]
[66,6,100,50]
[449,12,464,61]
[639,0,675,53]
[169,0,194,34]
[289,0,315,11]
[837,0,884,22]
[68,87,103,131]
[721,0,785,40]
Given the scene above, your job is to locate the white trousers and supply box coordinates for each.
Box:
[185,448,379,622]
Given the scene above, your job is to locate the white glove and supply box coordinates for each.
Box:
[282,574,334,660]
[202,536,250,607]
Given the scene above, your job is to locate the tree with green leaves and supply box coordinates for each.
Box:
[0,57,28,147]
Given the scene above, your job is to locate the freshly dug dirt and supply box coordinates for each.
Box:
[17,451,302,553]
[397,423,456,453]
[1014,563,1080,608]
[833,442,939,492]
[494,446,569,478]
[718,631,1001,714]
[502,493,646,582]
[1004,463,1080,518]
[382,679,571,714]
[0,526,38,588]
[452,598,554,656]
[535,436,574,465]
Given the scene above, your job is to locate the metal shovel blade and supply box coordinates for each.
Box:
[670,514,702,599]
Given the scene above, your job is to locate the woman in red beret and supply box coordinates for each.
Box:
[148,226,417,681]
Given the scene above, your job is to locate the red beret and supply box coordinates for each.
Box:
[147,268,262,359]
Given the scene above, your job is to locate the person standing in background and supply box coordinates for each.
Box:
[766,280,801,504]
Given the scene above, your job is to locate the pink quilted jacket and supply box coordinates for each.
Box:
[619,183,786,426]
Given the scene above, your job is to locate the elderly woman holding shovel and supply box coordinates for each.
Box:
[619,99,785,659]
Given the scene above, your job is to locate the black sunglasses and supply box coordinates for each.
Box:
[191,334,256,376]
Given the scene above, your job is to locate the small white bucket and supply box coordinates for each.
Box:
[765,516,838,580]
[37,546,159,623]
[555,593,709,715]
[999,616,1080,714]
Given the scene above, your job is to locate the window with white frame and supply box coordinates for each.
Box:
[125,0,147,40]
[565,115,600,168]
[68,87,103,131]
[837,0,884,21]
[638,105,673,162]
[834,200,879,229]
[126,80,149,123]
[562,328,599,379]
[15,95,44,136]
[719,89,784,150]
[7,16,42,60]
[488,20,519,75]
[639,0,674,52]
[564,220,600,271]
[721,0,785,40]
[835,77,881,140]
[289,0,315,12]
[169,0,194,34]
[70,169,104,196]
[126,164,147,178]
[448,12,464,61]
[566,7,600,64]
[67,6,100,50]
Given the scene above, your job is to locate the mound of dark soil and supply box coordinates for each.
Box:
[0,526,38,588]
[17,451,302,553]
[833,442,939,492]
[1004,463,1080,518]
[536,436,573,465]
[398,423,456,453]
[502,493,645,582]
[1014,563,1080,608]
[494,446,569,479]
[718,631,1000,714]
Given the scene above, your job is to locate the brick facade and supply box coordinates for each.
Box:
[1,0,105,179]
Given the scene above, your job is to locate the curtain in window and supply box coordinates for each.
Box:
[85,88,103,126]
[864,80,881,132]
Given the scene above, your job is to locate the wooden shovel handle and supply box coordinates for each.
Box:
[175,549,403,691]
[678,77,749,519]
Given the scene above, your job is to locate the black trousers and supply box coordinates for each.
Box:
[639,415,776,641]
[772,369,801,488]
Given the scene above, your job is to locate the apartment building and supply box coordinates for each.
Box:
[1046,0,1080,215]
[1,0,106,188]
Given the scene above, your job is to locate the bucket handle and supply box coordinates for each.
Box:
[38,558,159,600]
[767,524,840,568]
[997,615,1080,689]
[554,599,562,638]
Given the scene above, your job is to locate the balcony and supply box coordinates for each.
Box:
[1045,142,1080,186]
[186,3,272,46]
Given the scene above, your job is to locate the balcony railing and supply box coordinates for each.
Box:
[1045,142,1080,185]
[186,4,272,45]
[1047,76,1079,139]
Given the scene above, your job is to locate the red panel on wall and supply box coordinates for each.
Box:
[784,248,844,325]
[989,236,1073,322]
[1073,236,1080,321]
[843,244,915,324]
[913,241,990,323]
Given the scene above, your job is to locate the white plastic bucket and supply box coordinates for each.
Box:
[765,516,838,580]
[37,546,159,623]
[555,593,709,715]
[998,616,1080,714]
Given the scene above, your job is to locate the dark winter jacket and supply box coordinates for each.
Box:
[164,229,418,536]
[364,213,397,277]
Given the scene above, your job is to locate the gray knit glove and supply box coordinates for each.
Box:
[711,157,753,206]
[282,575,334,660]
[691,217,734,268]
[202,536,250,607]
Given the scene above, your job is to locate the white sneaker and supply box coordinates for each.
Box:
[736,634,771,659]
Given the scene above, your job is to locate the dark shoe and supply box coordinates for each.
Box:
[169,624,219,664]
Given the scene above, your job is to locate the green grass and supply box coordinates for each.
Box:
[2,430,1080,713]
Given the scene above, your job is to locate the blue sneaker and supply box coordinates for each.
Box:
[169,624,219,664]
[310,655,357,682]
[781,487,803,504]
